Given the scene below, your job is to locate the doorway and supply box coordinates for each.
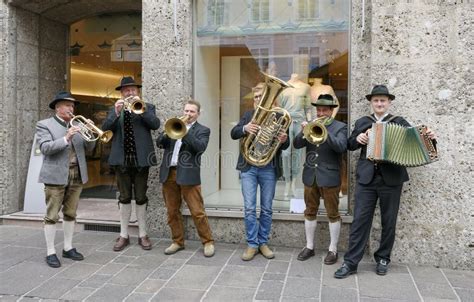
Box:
[69,13,142,200]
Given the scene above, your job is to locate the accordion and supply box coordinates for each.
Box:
[367,122,438,167]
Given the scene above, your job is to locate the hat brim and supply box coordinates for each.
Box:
[311,103,338,108]
[49,98,79,109]
[365,93,395,101]
[115,83,142,91]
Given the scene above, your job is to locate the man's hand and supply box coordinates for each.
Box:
[356,129,370,145]
[114,99,125,116]
[65,126,81,142]
[244,121,260,135]
[277,131,288,144]
[301,121,308,131]
[425,128,436,140]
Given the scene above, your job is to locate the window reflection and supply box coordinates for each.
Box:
[195,0,349,214]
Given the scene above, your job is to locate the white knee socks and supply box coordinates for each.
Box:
[63,220,75,252]
[136,204,148,238]
[329,221,341,252]
[120,203,132,238]
[305,219,317,250]
[44,224,56,256]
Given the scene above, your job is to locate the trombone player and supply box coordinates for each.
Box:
[103,76,160,251]
[36,91,96,267]
[293,94,347,264]
[156,100,215,257]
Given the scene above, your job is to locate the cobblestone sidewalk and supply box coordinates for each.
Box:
[0,225,472,301]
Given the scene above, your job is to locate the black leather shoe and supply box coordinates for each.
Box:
[62,248,84,261]
[376,259,388,275]
[297,247,315,261]
[334,263,357,279]
[45,254,61,268]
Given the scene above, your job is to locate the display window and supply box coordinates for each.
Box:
[194,0,350,213]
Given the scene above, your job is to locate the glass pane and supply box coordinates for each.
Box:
[69,13,142,199]
[194,0,349,214]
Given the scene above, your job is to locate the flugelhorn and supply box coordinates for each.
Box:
[303,117,329,145]
[123,95,146,114]
[164,116,189,140]
[68,113,113,143]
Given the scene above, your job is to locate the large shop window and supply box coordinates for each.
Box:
[194,0,350,214]
[68,13,142,199]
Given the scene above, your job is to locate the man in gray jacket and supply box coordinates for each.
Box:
[36,91,95,268]
[293,94,347,264]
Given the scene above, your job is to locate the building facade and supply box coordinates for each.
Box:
[0,0,472,270]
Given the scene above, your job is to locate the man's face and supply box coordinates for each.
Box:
[253,91,263,109]
[370,95,391,116]
[316,106,333,118]
[121,86,139,99]
[55,101,75,121]
[184,104,200,124]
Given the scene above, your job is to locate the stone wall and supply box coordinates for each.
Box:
[0,3,67,215]
[350,0,473,269]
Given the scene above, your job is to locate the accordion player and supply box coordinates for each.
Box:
[367,122,438,167]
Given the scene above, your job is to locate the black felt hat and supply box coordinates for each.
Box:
[48,91,79,109]
[311,94,338,107]
[115,76,142,91]
[365,85,395,101]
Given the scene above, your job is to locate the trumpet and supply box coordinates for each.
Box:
[303,117,329,145]
[164,116,189,140]
[123,95,146,114]
[68,113,113,143]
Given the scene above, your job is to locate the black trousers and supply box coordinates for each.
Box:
[114,166,150,205]
[344,174,403,269]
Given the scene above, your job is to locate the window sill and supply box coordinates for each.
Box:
[183,208,353,223]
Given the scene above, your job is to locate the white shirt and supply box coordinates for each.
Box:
[170,121,195,167]
[56,115,70,145]
[374,112,389,121]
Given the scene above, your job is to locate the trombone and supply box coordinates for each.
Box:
[123,95,146,115]
[68,113,113,143]
[303,117,329,145]
[164,116,189,140]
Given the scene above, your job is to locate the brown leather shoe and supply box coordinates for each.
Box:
[324,251,338,265]
[138,235,152,250]
[113,236,130,252]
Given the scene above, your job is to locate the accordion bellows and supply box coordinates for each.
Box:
[367,123,438,167]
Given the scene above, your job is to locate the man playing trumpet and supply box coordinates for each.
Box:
[294,94,347,264]
[103,76,160,251]
[36,91,96,267]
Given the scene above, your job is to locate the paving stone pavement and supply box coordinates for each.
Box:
[0,225,472,301]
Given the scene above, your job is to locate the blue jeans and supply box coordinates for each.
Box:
[240,165,276,248]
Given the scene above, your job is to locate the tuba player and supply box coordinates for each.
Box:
[230,83,289,261]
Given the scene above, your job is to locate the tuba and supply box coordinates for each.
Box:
[241,72,292,166]
[123,95,146,114]
[68,113,113,143]
[303,117,329,145]
[164,116,189,140]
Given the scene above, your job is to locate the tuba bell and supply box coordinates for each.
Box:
[123,95,146,114]
[241,72,292,166]
[303,117,329,145]
[68,113,113,143]
[164,116,189,140]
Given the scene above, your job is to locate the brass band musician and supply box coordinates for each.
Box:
[102,76,160,252]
